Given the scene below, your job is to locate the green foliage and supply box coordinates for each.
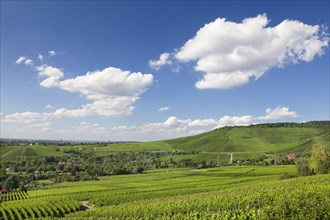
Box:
[296,159,314,176]
[278,172,295,180]
[132,166,144,174]
[311,133,330,174]
[2,176,19,190]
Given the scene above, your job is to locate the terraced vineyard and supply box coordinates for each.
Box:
[1,166,329,219]
[0,191,28,203]
[2,123,328,162]
[0,197,80,219]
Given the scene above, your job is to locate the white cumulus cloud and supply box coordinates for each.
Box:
[35,65,64,88]
[258,106,298,120]
[174,14,329,89]
[56,67,153,116]
[24,59,33,66]
[217,115,254,128]
[2,105,300,141]
[110,105,300,140]
[58,67,153,98]
[17,57,154,117]
[149,52,172,70]
[38,54,44,61]
[3,112,50,123]
[164,116,179,127]
[49,50,56,56]
[187,119,218,127]
[158,106,170,112]
[15,56,27,64]
[15,56,34,66]
[53,107,91,118]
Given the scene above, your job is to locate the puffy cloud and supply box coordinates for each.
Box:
[15,56,26,64]
[49,50,56,56]
[38,54,43,61]
[23,63,153,117]
[16,56,34,66]
[195,72,250,89]
[25,59,33,66]
[16,48,154,118]
[35,65,64,87]
[85,96,139,116]
[58,67,153,98]
[56,67,153,116]
[187,119,218,127]
[111,106,300,140]
[53,107,90,118]
[46,104,53,109]
[3,112,50,123]
[217,115,254,128]
[2,106,300,141]
[164,116,179,127]
[258,106,298,120]
[174,14,329,89]
[1,121,106,141]
[158,106,170,112]
[148,52,172,70]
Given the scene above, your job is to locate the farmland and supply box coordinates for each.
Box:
[1,122,328,162]
[0,166,329,219]
[0,122,329,219]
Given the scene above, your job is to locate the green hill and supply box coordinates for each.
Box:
[1,121,329,161]
[165,126,324,153]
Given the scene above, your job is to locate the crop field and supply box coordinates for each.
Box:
[1,126,326,162]
[1,165,329,219]
[166,127,323,153]
[1,123,329,219]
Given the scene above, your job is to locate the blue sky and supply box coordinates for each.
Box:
[1,1,329,141]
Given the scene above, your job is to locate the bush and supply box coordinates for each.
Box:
[296,159,314,176]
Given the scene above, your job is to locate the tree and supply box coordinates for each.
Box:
[19,184,28,193]
[296,159,314,176]
[2,176,19,190]
[133,166,144,174]
[311,135,330,174]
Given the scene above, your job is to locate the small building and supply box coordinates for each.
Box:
[287,153,296,160]
[0,189,9,194]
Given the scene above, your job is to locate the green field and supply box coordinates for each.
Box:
[165,127,323,153]
[1,125,328,162]
[1,122,329,219]
[1,166,329,219]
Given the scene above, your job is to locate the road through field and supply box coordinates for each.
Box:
[80,201,94,210]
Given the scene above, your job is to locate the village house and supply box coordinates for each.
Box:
[0,189,9,194]
[287,153,296,160]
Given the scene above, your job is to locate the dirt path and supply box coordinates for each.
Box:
[80,201,94,210]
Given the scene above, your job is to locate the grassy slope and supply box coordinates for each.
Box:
[165,127,323,153]
[0,145,68,161]
[0,125,327,161]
